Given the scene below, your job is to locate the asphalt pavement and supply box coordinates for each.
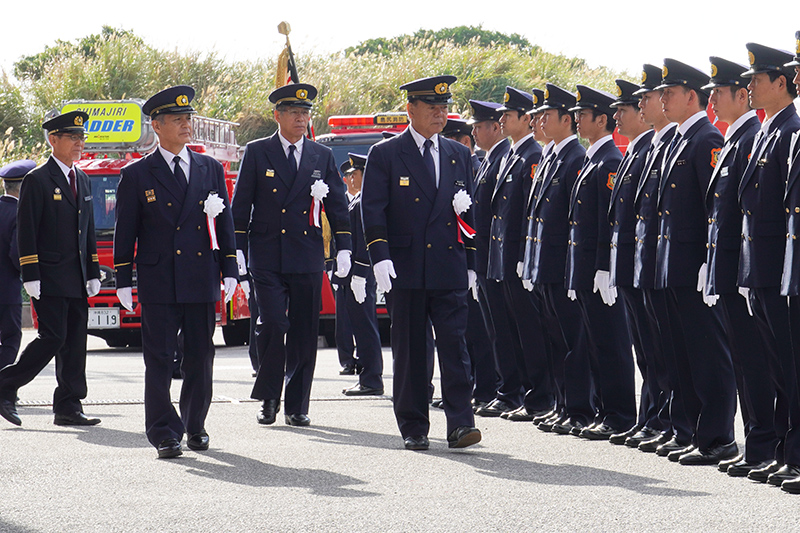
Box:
[1,329,798,532]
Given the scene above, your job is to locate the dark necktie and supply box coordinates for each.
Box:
[666,132,683,161]
[172,156,187,195]
[68,168,77,199]
[423,139,436,187]
[287,144,298,180]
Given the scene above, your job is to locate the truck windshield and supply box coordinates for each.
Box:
[90,175,120,239]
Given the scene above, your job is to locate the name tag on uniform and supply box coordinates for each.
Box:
[145,189,156,203]
[400,177,410,186]
[312,170,321,179]
[84,195,92,201]
[505,175,513,182]
[649,169,658,178]
[622,175,631,184]
[551,177,560,185]
[54,187,62,201]
[676,159,686,166]
[721,167,729,177]
[265,169,275,178]
[757,158,768,167]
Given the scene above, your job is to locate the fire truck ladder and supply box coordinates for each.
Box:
[192,115,240,162]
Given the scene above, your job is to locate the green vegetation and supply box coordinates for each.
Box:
[0,25,630,165]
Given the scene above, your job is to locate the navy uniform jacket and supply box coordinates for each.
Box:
[781,130,800,295]
[488,136,541,281]
[347,193,372,280]
[705,114,759,295]
[114,149,237,303]
[17,157,100,299]
[473,139,510,275]
[739,105,800,289]
[608,131,653,288]
[360,129,476,290]
[634,126,676,290]
[655,116,723,289]
[0,196,21,304]
[523,137,586,285]
[566,138,622,290]
[230,133,351,274]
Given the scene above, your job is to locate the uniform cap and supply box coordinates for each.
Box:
[42,110,90,134]
[655,58,711,95]
[467,100,503,124]
[340,153,367,175]
[702,57,748,90]
[269,83,317,109]
[0,159,36,181]
[785,31,800,67]
[569,85,616,115]
[399,75,456,104]
[741,43,794,79]
[536,83,577,112]
[633,64,663,95]
[497,86,534,113]
[610,79,642,108]
[441,118,473,138]
[142,85,196,117]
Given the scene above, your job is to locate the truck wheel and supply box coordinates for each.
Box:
[223,320,249,346]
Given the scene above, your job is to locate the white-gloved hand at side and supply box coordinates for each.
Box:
[468,270,478,301]
[516,261,524,279]
[738,286,753,316]
[373,259,396,294]
[236,249,247,276]
[116,287,133,311]
[223,277,238,304]
[335,250,352,278]
[697,263,708,293]
[24,280,41,300]
[705,293,719,307]
[593,270,615,306]
[86,278,101,298]
[351,275,367,304]
[567,289,577,301]
[240,280,250,300]
[522,279,534,292]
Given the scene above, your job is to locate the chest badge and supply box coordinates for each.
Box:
[145,189,156,203]
[400,177,410,186]
[53,187,62,201]
[265,169,275,178]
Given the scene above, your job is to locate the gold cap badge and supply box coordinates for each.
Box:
[504,92,510,103]
[435,83,449,95]
[74,116,83,126]
[544,88,550,99]
[615,84,623,97]
[176,94,189,106]
[641,70,647,84]
[662,65,669,78]
[532,94,538,105]
[576,90,582,102]
[710,64,718,77]
[296,89,308,99]
[748,51,755,66]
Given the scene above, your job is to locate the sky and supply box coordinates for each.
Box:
[2,0,796,82]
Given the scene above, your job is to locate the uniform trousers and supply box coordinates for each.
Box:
[466,274,497,403]
[343,274,383,390]
[482,278,524,407]
[335,282,356,368]
[141,302,215,447]
[386,288,474,438]
[0,295,88,414]
[664,286,737,450]
[0,303,22,369]
[251,270,322,416]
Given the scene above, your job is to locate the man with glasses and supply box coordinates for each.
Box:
[231,83,352,429]
[0,111,102,428]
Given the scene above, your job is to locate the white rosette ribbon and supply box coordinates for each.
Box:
[203,192,226,250]
[310,179,329,228]
[452,189,475,243]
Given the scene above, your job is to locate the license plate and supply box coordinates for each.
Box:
[88,308,120,329]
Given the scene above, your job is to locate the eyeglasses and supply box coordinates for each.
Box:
[56,133,88,143]
[283,109,311,119]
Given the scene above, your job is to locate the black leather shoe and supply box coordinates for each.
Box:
[718,453,743,472]
[668,444,695,462]
[0,399,21,426]
[187,431,210,451]
[505,407,542,422]
[538,413,566,432]
[727,459,772,477]
[552,418,584,436]
[404,435,429,450]
[339,364,356,375]
[780,475,800,494]
[431,399,444,408]
[656,436,689,456]
[447,426,482,448]
[609,425,640,445]
[157,438,182,459]
[257,399,279,425]
[748,461,781,483]
[533,409,557,425]
[768,464,800,486]
[475,399,515,418]
[625,427,661,448]
[54,412,100,426]
[679,442,738,465]
[472,400,489,413]
[639,432,672,453]
[580,423,623,441]
[343,384,384,396]
[285,414,311,426]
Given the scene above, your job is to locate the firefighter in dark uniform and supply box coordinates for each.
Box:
[339,153,384,396]
[466,99,508,413]
[114,86,238,458]
[631,65,686,454]
[231,83,352,428]
[606,80,660,446]
[0,160,35,370]
[484,86,552,422]
[566,85,635,440]
[701,56,777,477]
[780,31,800,494]
[0,112,102,427]
[521,84,591,435]
[740,43,800,486]
[655,59,738,466]
[361,75,481,450]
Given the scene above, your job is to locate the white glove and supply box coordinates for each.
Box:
[117,287,133,311]
[86,278,101,298]
[24,280,41,300]
[593,270,615,306]
[608,285,618,306]
[522,279,534,292]
[373,259,397,294]
[738,286,753,316]
[335,250,352,277]
[351,275,367,304]
[705,294,719,307]
[696,263,707,293]
[468,270,478,301]
[516,261,524,279]
[236,250,247,276]
[567,289,577,301]
[224,277,238,304]
[240,280,251,300]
